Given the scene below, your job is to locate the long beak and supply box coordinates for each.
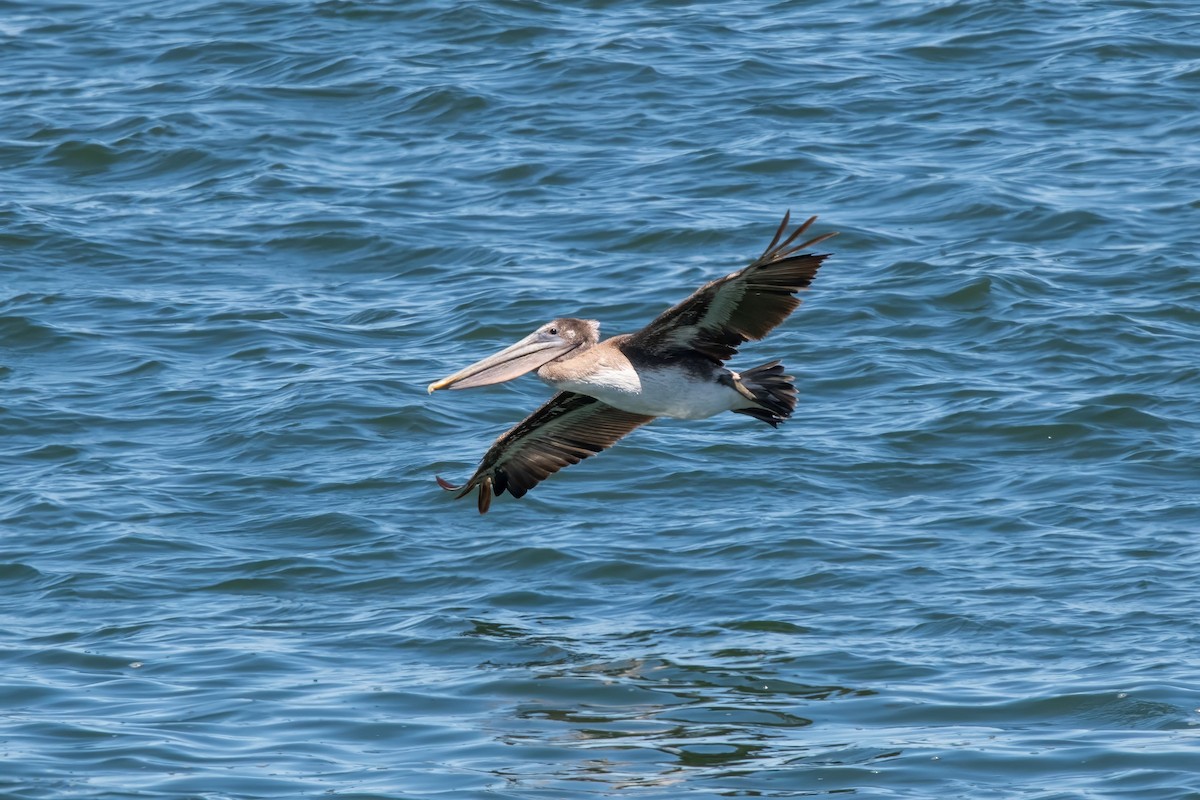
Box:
[427,333,577,393]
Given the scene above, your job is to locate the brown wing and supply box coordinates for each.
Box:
[626,211,836,364]
[436,391,655,513]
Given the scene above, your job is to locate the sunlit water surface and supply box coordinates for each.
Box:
[3,1,1199,797]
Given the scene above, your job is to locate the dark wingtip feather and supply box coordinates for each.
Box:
[760,209,792,259]
[477,477,493,514]
[777,230,838,259]
[774,214,818,253]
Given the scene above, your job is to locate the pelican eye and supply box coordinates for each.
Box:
[547,327,558,335]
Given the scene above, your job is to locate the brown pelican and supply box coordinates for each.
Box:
[428,211,836,513]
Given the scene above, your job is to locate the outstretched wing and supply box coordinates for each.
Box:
[436,391,655,513]
[626,211,835,364]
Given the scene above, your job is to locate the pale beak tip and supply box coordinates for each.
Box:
[427,381,442,394]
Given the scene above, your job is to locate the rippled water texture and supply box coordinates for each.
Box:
[3,0,1199,797]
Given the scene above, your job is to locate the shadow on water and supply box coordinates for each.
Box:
[463,618,889,794]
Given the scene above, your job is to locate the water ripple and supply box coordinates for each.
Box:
[2,0,1199,797]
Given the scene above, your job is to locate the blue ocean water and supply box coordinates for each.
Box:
[2,0,1199,797]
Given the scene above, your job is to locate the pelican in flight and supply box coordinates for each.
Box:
[428,211,836,513]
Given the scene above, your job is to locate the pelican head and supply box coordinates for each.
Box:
[428,317,599,393]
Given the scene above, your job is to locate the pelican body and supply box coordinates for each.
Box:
[428,212,835,512]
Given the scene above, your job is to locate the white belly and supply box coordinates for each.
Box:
[549,365,749,420]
